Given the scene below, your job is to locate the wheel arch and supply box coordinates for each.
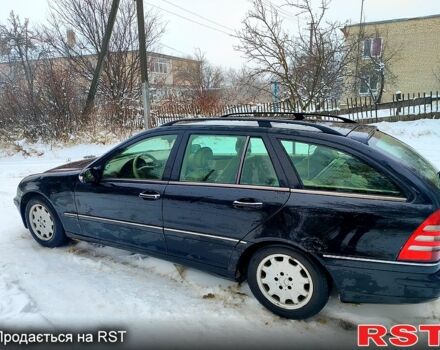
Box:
[235,240,336,291]
[20,191,52,228]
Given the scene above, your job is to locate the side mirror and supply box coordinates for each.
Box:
[79,166,101,184]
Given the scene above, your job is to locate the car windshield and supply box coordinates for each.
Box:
[369,130,440,190]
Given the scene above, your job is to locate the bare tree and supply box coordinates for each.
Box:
[195,49,224,91]
[176,49,224,90]
[346,27,400,104]
[173,49,225,112]
[236,0,352,110]
[43,0,165,129]
[0,12,49,139]
[222,67,272,105]
[0,13,46,121]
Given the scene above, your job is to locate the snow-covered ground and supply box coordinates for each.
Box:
[0,120,439,348]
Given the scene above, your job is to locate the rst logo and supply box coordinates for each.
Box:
[358,324,440,347]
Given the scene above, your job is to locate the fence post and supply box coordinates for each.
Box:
[424,92,426,116]
[392,94,396,121]
[435,90,439,115]
[430,91,433,119]
[375,101,378,122]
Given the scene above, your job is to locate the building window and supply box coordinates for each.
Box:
[360,75,379,95]
[151,57,170,74]
[362,37,382,58]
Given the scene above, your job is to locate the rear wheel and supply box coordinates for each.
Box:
[247,246,329,319]
[25,197,68,247]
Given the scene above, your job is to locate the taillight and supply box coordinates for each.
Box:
[398,210,440,262]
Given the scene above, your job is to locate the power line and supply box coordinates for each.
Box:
[160,0,235,33]
[161,43,188,56]
[261,0,298,20]
[144,1,235,37]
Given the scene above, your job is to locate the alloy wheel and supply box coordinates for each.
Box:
[256,253,313,310]
[28,204,55,241]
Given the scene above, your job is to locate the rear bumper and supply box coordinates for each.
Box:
[322,256,440,304]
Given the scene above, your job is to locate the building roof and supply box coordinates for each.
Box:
[344,13,440,29]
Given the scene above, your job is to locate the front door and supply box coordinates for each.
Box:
[162,133,290,269]
[75,133,180,254]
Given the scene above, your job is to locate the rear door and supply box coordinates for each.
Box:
[162,131,290,269]
[271,134,435,261]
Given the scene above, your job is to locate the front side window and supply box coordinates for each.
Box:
[180,134,246,184]
[240,138,279,187]
[280,139,403,197]
[102,135,177,180]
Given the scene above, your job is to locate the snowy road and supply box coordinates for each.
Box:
[1,120,439,348]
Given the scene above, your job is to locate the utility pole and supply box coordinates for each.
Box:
[135,0,151,130]
[354,0,365,91]
[82,0,120,118]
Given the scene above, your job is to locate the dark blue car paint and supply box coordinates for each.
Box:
[75,179,168,252]
[14,122,440,304]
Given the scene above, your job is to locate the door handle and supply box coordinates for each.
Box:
[233,200,263,209]
[139,191,161,200]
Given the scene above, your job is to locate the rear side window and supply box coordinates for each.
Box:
[240,138,279,187]
[369,131,440,190]
[280,140,403,197]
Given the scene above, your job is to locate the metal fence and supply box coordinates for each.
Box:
[131,91,440,128]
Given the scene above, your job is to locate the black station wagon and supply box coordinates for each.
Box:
[14,112,440,319]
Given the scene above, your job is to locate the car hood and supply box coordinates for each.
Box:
[45,158,97,173]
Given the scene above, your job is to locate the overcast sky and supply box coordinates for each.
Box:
[1,0,439,68]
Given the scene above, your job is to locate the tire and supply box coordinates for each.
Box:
[25,197,68,248]
[247,245,329,319]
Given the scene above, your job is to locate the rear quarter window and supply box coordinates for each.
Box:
[280,139,404,197]
[369,131,440,190]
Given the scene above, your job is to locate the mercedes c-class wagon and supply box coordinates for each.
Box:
[14,112,440,319]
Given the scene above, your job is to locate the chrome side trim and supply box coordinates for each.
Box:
[290,188,407,202]
[168,181,290,192]
[323,254,440,267]
[102,178,168,184]
[63,212,247,244]
[165,227,241,243]
[74,213,162,231]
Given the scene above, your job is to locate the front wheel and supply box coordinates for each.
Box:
[25,197,68,248]
[247,246,329,319]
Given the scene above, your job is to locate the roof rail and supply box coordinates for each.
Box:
[160,117,346,136]
[221,111,356,124]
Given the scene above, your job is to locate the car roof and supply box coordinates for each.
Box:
[158,117,377,144]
